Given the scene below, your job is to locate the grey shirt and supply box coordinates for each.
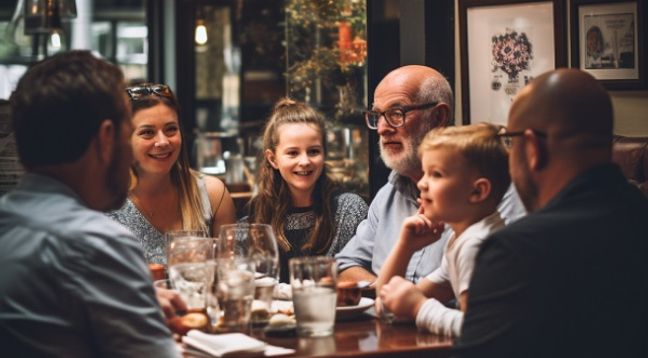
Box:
[0,173,178,357]
[243,192,368,283]
[336,170,526,282]
[108,175,213,265]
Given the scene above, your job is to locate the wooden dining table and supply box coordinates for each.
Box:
[255,313,454,358]
[182,308,454,358]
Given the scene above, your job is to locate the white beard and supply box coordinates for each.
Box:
[379,120,434,176]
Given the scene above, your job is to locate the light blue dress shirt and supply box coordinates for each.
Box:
[0,173,179,357]
[336,170,526,282]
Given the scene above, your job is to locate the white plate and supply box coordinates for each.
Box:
[336,297,374,320]
[271,300,294,315]
[269,297,375,321]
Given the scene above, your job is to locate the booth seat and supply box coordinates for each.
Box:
[612,135,648,197]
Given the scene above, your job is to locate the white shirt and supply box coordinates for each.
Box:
[426,211,505,299]
[416,211,505,337]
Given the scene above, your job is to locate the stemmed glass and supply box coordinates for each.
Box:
[165,230,209,266]
[218,223,279,324]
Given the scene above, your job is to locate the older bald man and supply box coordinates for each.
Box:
[335,65,526,284]
[456,69,648,357]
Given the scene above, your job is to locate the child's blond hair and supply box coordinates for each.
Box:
[419,123,510,204]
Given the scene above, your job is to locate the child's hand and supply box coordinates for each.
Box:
[399,207,445,252]
[379,276,427,319]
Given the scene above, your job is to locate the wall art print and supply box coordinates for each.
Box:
[491,28,534,96]
[571,0,645,90]
[459,0,566,125]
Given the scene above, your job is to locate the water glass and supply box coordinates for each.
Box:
[218,223,279,324]
[214,258,256,333]
[290,256,338,337]
[168,261,214,311]
[166,234,212,267]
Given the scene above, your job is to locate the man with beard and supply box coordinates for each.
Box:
[456,69,648,357]
[336,65,525,283]
[0,51,179,357]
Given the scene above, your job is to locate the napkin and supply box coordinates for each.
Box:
[273,283,292,300]
[182,330,295,357]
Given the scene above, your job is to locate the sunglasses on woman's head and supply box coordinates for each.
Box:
[126,84,172,101]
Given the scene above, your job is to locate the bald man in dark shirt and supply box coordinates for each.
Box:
[455,69,648,357]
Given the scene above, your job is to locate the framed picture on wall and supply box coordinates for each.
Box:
[571,0,645,90]
[459,0,567,125]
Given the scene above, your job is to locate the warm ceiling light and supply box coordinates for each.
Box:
[195,19,208,45]
[49,30,61,49]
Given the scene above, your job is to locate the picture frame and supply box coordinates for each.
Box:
[459,0,567,125]
[571,0,645,90]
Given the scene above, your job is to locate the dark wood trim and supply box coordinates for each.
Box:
[175,0,197,150]
[367,0,399,198]
[425,0,455,93]
[146,0,164,83]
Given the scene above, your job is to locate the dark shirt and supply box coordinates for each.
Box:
[243,192,368,283]
[456,164,648,357]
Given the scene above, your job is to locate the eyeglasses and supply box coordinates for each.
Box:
[364,102,438,130]
[126,84,172,101]
[497,126,547,149]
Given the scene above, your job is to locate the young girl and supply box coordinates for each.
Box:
[110,83,236,264]
[245,98,368,283]
[377,123,511,336]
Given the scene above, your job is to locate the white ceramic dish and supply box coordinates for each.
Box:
[336,297,374,320]
[270,297,375,321]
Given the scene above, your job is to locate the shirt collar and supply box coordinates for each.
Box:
[18,172,83,202]
[388,170,420,201]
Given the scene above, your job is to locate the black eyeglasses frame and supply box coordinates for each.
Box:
[496,126,547,148]
[364,102,439,130]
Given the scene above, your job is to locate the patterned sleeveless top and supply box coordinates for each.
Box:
[108,176,213,264]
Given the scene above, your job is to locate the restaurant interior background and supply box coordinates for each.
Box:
[1,0,647,203]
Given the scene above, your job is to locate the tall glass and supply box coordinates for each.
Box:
[168,261,214,311]
[166,232,211,266]
[214,258,255,333]
[166,232,213,313]
[290,256,338,337]
[218,223,279,325]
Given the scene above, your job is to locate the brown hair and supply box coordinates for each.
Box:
[419,123,510,204]
[11,50,127,167]
[248,98,337,254]
[128,83,207,233]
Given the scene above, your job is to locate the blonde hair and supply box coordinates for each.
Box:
[419,123,510,204]
[248,98,337,254]
[129,84,208,234]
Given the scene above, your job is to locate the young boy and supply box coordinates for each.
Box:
[376,123,510,337]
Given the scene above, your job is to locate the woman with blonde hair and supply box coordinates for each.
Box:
[245,98,368,283]
[110,83,236,264]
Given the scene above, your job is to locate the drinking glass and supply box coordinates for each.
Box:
[166,232,213,312]
[214,258,256,333]
[166,232,212,266]
[168,261,214,311]
[290,256,338,337]
[218,223,279,324]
